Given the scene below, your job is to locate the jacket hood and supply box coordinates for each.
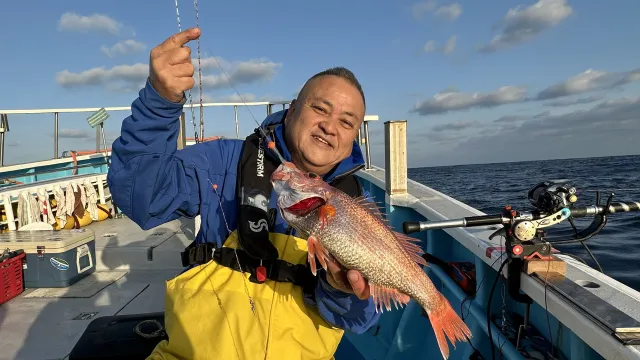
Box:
[259,109,365,182]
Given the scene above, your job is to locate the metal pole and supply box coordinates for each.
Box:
[96,127,100,152]
[267,104,272,116]
[0,114,5,167]
[234,105,239,139]
[0,131,4,167]
[100,123,109,160]
[363,121,372,169]
[53,112,59,159]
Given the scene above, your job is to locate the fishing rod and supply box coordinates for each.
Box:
[402,180,640,303]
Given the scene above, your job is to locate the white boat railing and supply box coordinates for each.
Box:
[0,102,379,169]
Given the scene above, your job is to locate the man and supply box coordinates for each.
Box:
[108,27,382,359]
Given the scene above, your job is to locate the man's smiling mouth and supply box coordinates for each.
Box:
[312,135,331,147]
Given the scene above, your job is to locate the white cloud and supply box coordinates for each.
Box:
[201,93,289,103]
[431,120,479,132]
[423,35,456,55]
[544,95,603,107]
[424,40,437,53]
[411,66,640,116]
[478,0,573,53]
[56,57,282,93]
[411,1,462,21]
[58,12,123,35]
[199,59,281,90]
[443,35,457,55]
[101,40,146,57]
[537,68,640,100]
[435,3,462,21]
[56,63,148,90]
[56,129,92,139]
[411,86,527,115]
[411,0,437,19]
[410,96,640,166]
[201,93,256,103]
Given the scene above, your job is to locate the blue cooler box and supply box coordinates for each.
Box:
[0,229,96,288]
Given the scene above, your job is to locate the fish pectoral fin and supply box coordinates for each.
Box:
[318,204,336,230]
[392,231,428,267]
[307,235,330,275]
[369,282,411,313]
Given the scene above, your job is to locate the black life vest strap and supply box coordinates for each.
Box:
[235,126,280,261]
[180,240,319,295]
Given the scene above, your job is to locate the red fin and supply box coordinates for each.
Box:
[392,231,428,266]
[318,204,336,230]
[426,295,472,360]
[370,283,411,313]
[307,235,330,276]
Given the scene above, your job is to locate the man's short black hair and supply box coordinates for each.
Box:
[298,67,366,109]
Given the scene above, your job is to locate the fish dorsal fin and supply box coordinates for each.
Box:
[353,195,426,266]
[393,230,428,266]
[354,195,387,222]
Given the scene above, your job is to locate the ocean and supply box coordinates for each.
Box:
[407,154,640,292]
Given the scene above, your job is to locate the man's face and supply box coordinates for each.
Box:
[284,75,365,176]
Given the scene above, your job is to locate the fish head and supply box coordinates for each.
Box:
[271,161,332,223]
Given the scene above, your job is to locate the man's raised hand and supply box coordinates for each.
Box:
[149,27,201,103]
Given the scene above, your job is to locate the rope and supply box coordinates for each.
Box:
[134,319,166,339]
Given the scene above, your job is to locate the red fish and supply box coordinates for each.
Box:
[271,161,472,359]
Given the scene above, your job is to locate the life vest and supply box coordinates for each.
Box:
[149,125,365,360]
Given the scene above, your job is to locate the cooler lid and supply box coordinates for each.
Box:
[0,229,95,253]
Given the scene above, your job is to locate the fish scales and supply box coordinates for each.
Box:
[271,161,472,359]
[297,191,427,301]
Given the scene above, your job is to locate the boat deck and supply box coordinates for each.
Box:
[0,216,190,360]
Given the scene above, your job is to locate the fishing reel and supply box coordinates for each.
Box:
[527,180,578,214]
[403,180,640,305]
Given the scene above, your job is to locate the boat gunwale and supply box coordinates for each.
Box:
[356,165,640,360]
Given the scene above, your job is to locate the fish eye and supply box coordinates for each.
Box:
[306,172,319,179]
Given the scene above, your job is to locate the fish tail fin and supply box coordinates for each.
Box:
[423,295,472,360]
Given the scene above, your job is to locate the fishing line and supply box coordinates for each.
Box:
[193,0,204,140]
[173,0,201,144]
[203,46,287,164]
[171,2,270,356]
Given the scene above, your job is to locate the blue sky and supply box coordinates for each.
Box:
[1,0,639,167]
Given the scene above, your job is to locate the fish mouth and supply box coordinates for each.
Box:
[284,196,326,217]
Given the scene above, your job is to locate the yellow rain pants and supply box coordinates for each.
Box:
[147,230,344,360]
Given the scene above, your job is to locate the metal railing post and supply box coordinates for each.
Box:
[0,114,6,167]
[53,112,59,159]
[234,105,239,139]
[96,127,100,152]
[364,120,372,169]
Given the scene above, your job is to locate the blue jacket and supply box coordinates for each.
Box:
[107,79,381,334]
